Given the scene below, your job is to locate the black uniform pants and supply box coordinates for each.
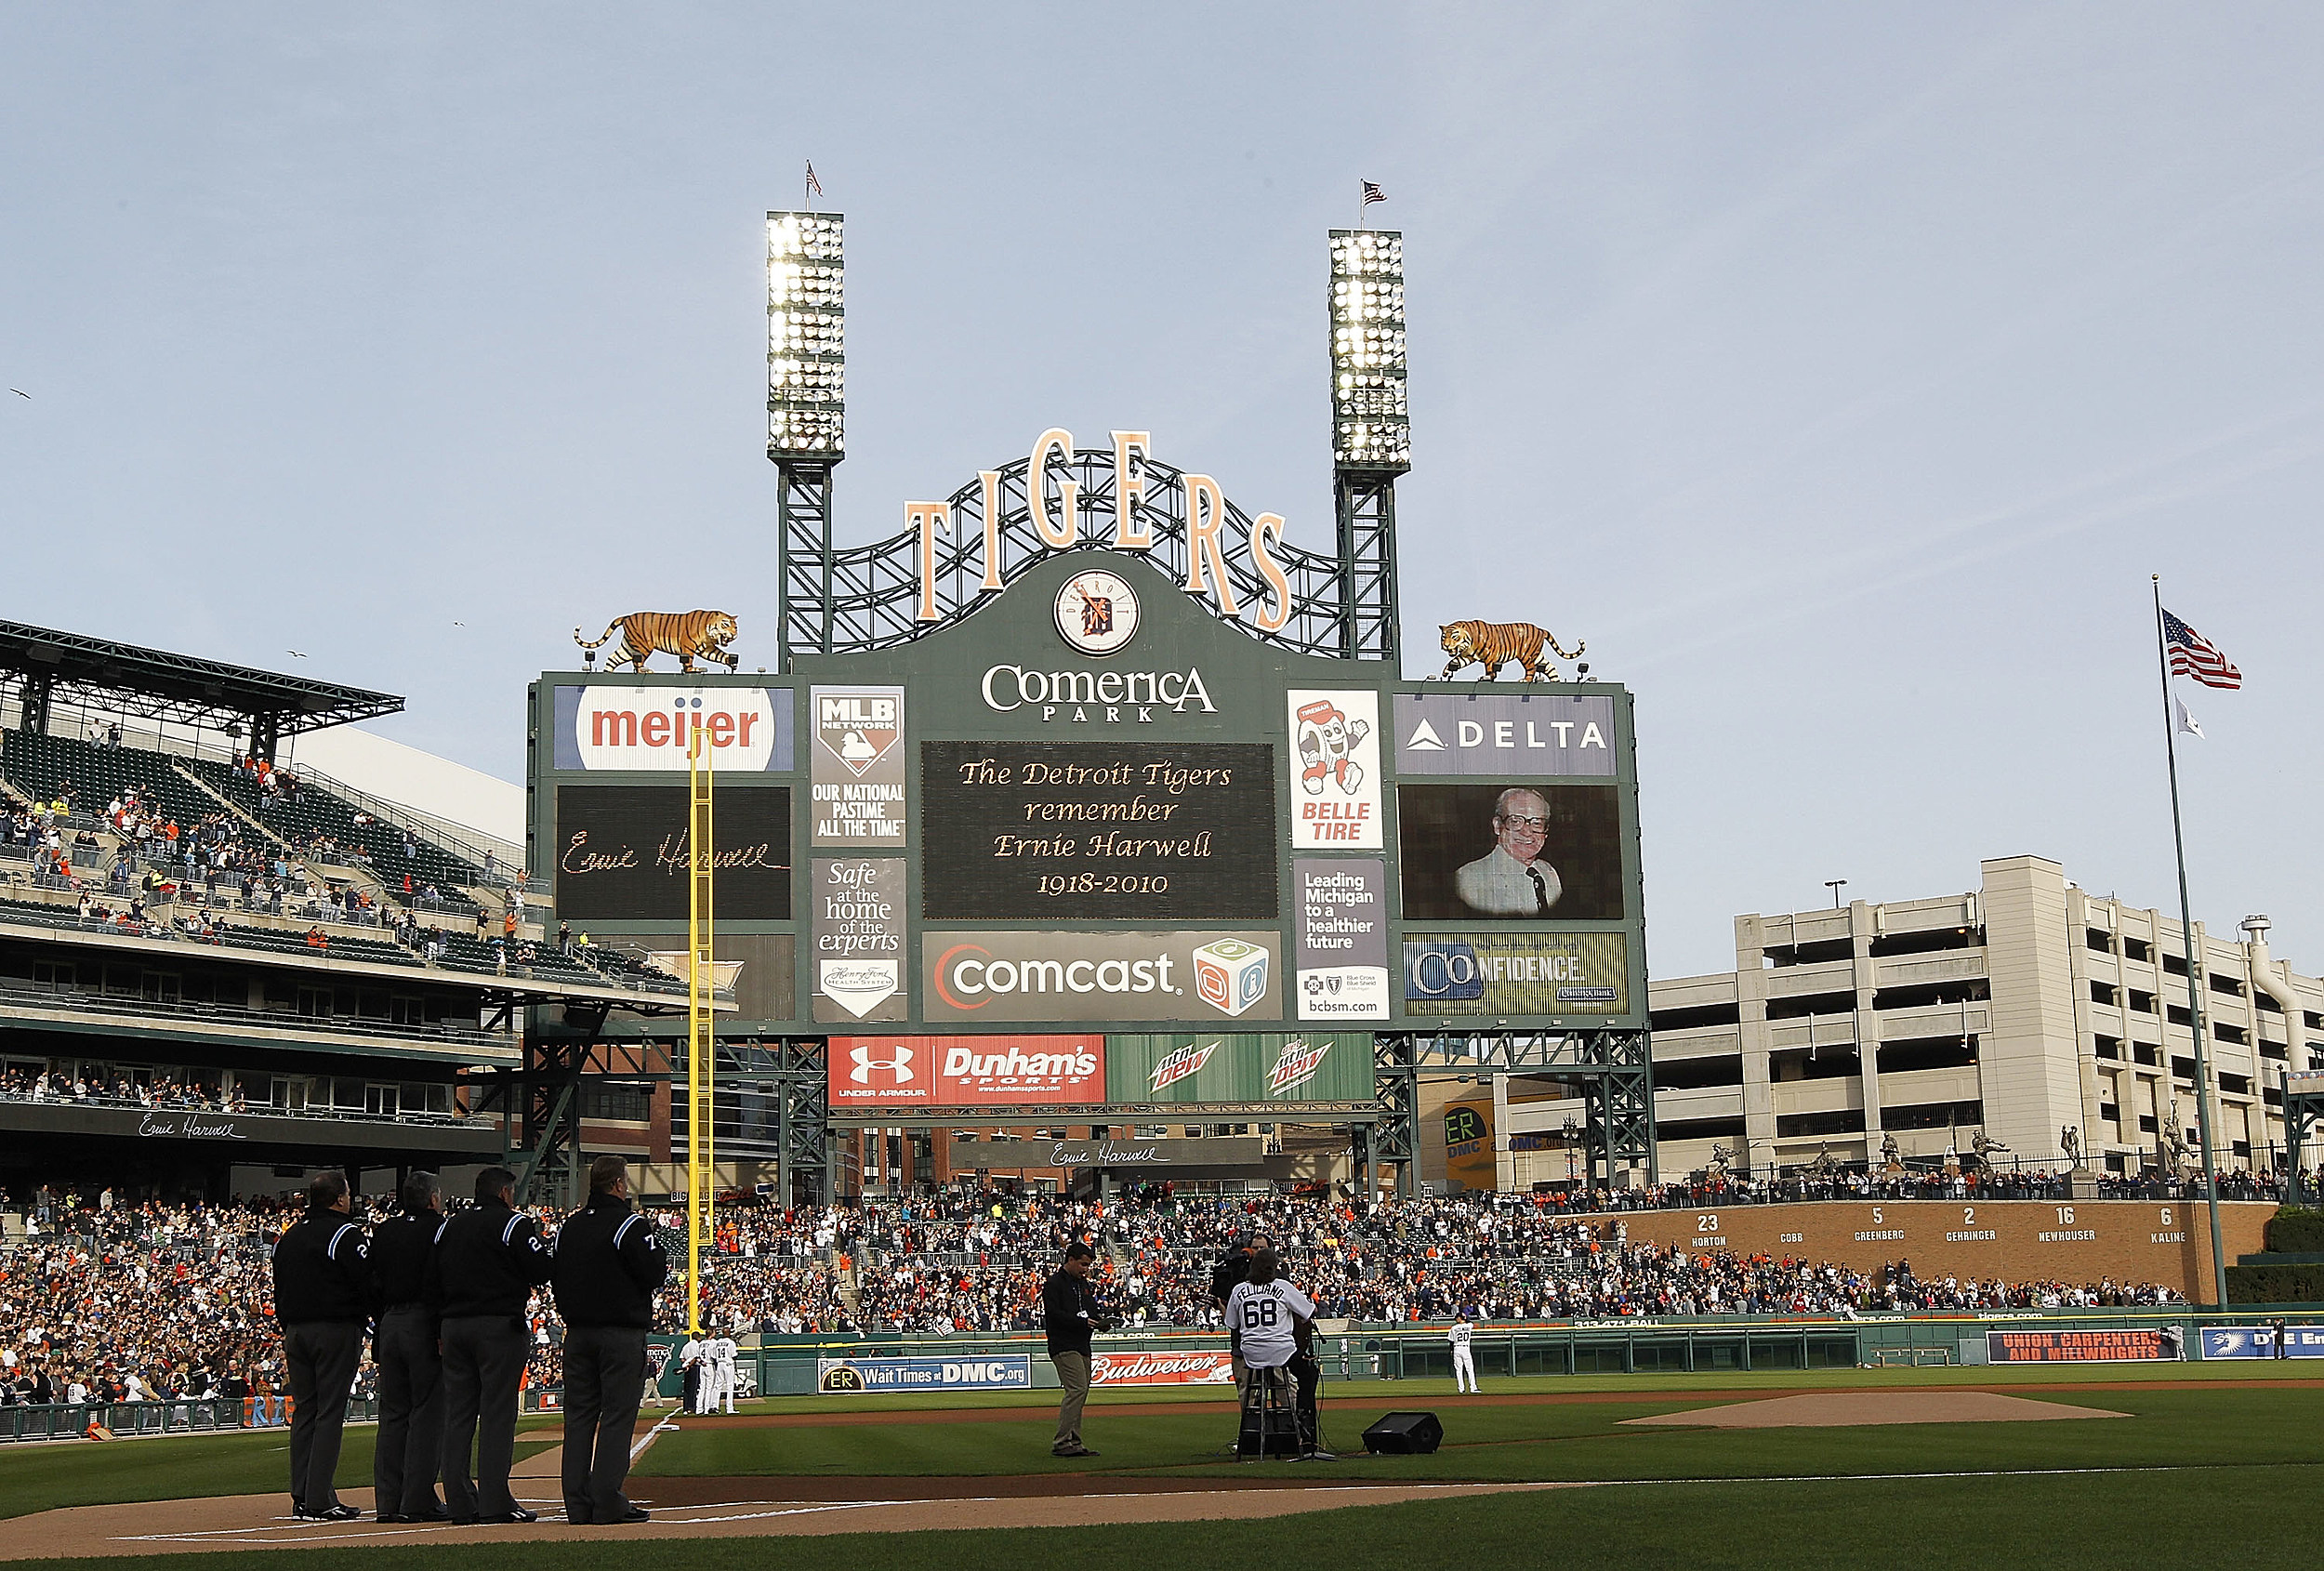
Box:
[440,1315,529,1520]
[373,1308,444,1516]
[284,1322,363,1512]
[560,1325,648,1522]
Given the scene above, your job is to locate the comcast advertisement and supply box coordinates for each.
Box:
[920,931,1283,1024]
[1103,1033,1374,1103]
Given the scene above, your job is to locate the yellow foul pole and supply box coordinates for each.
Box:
[686,723,716,1336]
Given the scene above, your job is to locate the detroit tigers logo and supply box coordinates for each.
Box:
[849,1043,915,1086]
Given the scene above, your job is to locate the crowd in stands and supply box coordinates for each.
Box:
[0,1069,249,1115]
[0,1180,2232,1413]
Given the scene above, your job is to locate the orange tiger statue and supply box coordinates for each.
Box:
[1434,620,1585,682]
[573,610,742,673]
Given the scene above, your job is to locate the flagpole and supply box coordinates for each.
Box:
[2151,574,2228,1309]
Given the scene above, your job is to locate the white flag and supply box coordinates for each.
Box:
[2175,695,2204,738]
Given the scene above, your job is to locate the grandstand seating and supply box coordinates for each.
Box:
[179,756,486,895]
[202,921,420,969]
[1,732,217,831]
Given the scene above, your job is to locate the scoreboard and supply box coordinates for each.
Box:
[528,550,1646,1040]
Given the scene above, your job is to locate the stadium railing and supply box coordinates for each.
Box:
[0,1397,381,1443]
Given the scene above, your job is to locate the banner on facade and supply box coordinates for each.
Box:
[816,1355,1033,1393]
[1089,1350,1237,1386]
[1984,1329,2179,1364]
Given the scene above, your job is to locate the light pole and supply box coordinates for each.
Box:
[1825,878,1847,908]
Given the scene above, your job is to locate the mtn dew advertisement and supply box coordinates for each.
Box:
[1104,1032,1374,1104]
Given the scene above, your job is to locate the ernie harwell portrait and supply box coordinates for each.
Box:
[1396,783,1624,921]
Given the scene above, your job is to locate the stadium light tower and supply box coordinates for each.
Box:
[1327,229,1406,663]
[770,210,845,667]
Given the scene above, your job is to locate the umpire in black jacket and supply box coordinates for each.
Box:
[271,1170,371,1521]
[438,1166,554,1524]
[367,1171,447,1523]
[549,1155,668,1525]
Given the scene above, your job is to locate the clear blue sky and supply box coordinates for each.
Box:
[4,4,2317,976]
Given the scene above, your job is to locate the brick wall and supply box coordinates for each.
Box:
[1569,1197,2272,1297]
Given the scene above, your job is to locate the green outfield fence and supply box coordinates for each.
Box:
[645,1307,2324,1399]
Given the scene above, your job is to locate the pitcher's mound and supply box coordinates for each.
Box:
[1623,1391,2128,1429]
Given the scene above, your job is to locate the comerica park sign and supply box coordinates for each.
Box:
[529,440,1646,1055]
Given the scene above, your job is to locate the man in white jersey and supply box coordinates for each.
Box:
[708,1335,739,1414]
[1225,1248,1327,1458]
[1448,1306,1479,1393]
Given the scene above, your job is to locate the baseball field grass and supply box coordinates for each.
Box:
[2,1365,2316,1570]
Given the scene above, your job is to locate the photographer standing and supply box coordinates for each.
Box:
[1043,1241,1109,1459]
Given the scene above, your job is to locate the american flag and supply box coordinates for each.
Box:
[2162,608,2241,690]
[1361,180,1385,206]
[805,161,823,199]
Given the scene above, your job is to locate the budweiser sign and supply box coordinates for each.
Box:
[1089,1350,1235,1387]
[1148,1039,1219,1094]
[1266,1036,1330,1097]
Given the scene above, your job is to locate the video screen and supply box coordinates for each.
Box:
[1396,783,1624,920]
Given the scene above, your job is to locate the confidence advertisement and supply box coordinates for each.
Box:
[1393,692,1616,777]
[1103,1032,1375,1103]
[1397,783,1625,920]
[825,1035,1105,1107]
[1294,857,1390,1022]
[1089,1350,1237,1387]
[918,740,1277,920]
[1287,690,1382,849]
[1984,1329,2180,1364]
[817,1356,1032,1393]
[811,686,905,846]
[1403,932,1631,1017]
[921,931,1283,1023]
[552,785,792,921]
[552,684,794,772]
[811,858,905,1023]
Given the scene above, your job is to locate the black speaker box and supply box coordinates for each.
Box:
[1361,1410,1443,1455]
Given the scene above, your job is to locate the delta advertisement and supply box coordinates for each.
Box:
[1392,692,1617,778]
[552,684,795,772]
[1402,932,1631,1018]
[826,1036,1105,1107]
[1103,1033,1375,1104]
[817,1356,1032,1393]
[1089,1350,1236,1386]
[920,931,1284,1023]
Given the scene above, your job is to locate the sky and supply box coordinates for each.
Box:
[4,3,2319,978]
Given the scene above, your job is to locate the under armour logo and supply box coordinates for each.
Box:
[849,1044,914,1085]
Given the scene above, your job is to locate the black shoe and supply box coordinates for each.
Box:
[476,1508,539,1525]
[606,1508,651,1525]
[296,1504,363,1522]
[406,1508,451,1524]
[567,1512,593,1526]
[375,1514,405,1525]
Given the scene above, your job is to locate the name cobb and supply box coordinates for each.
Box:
[981,664,1216,724]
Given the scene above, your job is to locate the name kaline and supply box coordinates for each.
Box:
[982,664,1217,723]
